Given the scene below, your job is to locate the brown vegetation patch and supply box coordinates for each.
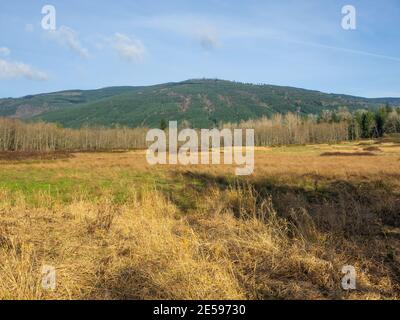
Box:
[217,95,232,107]
[12,104,50,119]
[201,94,214,112]
[79,149,133,154]
[320,152,376,157]
[363,146,382,152]
[179,96,192,112]
[357,141,375,146]
[0,151,73,161]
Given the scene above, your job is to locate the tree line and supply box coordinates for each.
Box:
[223,113,350,146]
[317,105,400,139]
[0,105,399,152]
[0,118,147,152]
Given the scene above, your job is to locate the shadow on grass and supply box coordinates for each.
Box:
[176,170,400,233]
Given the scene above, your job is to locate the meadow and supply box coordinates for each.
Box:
[0,140,399,300]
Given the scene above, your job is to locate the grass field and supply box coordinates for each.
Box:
[1,140,399,299]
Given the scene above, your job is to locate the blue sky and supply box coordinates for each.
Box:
[0,0,399,98]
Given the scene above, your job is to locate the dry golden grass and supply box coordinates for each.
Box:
[0,141,399,300]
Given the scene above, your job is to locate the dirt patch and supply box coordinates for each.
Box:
[357,142,374,146]
[363,146,382,152]
[79,149,137,154]
[201,94,214,112]
[320,152,376,157]
[179,96,192,112]
[0,151,73,161]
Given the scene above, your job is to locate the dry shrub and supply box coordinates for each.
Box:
[85,198,119,234]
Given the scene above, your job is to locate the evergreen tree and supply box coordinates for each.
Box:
[374,107,388,138]
[160,119,167,131]
[360,112,375,138]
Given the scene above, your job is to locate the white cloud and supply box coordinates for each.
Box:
[47,26,90,59]
[0,47,10,56]
[0,59,48,80]
[113,33,146,62]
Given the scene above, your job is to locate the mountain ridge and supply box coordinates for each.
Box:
[1,79,399,128]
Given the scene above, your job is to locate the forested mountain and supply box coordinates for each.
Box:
[1,79,399,128]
